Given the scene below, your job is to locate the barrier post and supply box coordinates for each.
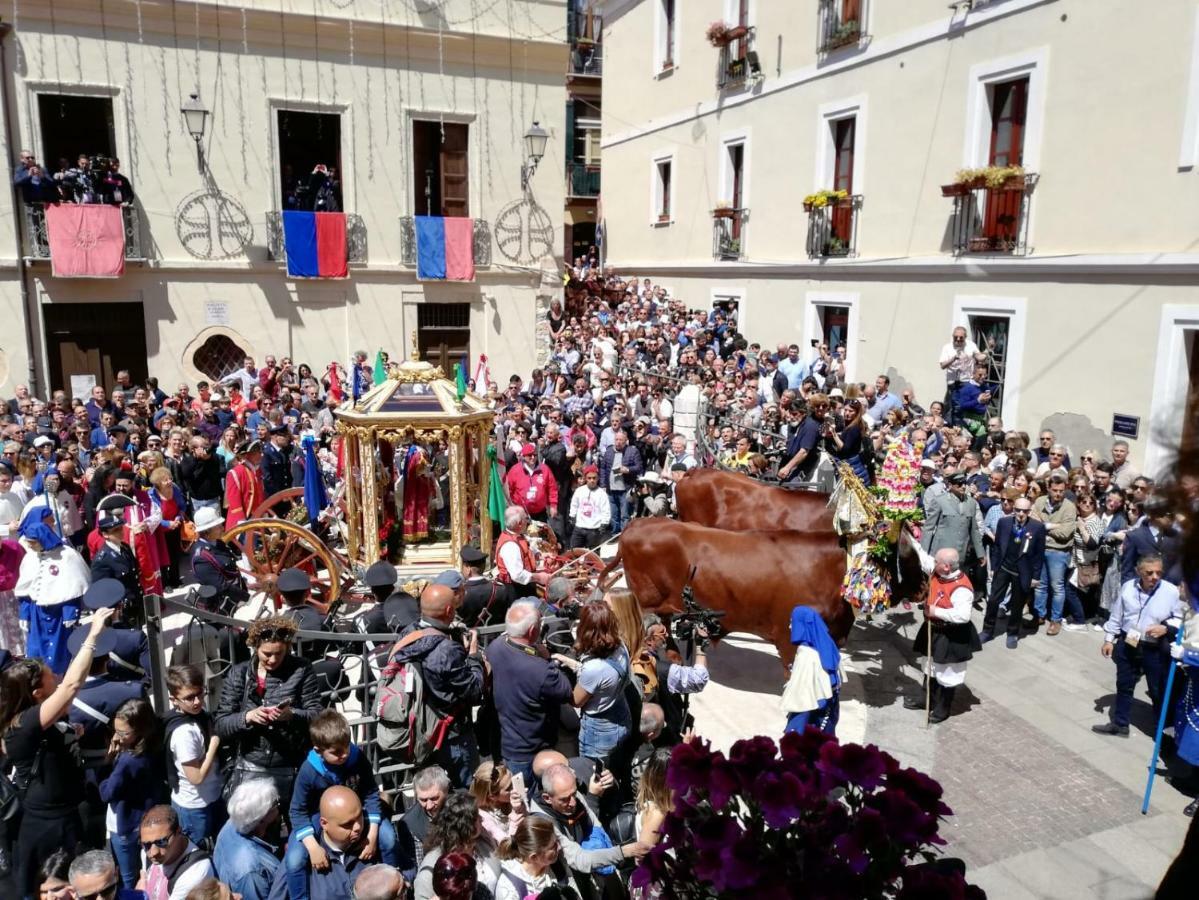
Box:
[144,592,170,714]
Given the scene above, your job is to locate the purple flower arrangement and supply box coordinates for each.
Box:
[631,730,986,899]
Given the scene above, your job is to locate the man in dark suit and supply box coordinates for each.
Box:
[980,497,1047,649]
[459,545,512,628]
[262,424,294,498]
[1119,496,1182,585]
[358,560,420,635]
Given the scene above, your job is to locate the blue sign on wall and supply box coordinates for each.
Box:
[1111,414,1140,439]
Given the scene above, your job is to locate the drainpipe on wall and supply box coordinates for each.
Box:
[0,21,40,398]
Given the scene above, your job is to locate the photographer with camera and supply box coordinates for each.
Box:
[635,613,710,744]
[58,153,100,204]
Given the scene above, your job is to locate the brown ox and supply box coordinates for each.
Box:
[675,468,833,532]
[601,518,857,667]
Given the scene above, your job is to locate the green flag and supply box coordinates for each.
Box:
[455,362,467,401]
[373,350,386,385]
[487,444,507,525]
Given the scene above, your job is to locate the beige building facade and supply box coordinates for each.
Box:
[0,0,567,401]
[599,0,1199,474]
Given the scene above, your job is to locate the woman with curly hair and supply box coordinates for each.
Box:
[413,791,500,900]
[214,615,321,810]
[554,601,633,761]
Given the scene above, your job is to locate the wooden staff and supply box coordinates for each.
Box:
[925,610,934,729]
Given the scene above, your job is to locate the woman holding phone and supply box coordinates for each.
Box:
[215,616,321,809]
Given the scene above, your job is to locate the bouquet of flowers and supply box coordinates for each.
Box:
[632,732,984,900]
[875,435,923,516]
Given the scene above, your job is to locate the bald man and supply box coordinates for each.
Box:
[386,584,485,786]
[902,543,982,724]
[352,864,406,900]
[269,786,369,900]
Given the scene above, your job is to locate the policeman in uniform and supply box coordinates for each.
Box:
[90,513,142,606]
[262,423,294,498]
[278,566,344,695]
[189,505,250,614]
[460,545,512,628]
[359,560,421,634]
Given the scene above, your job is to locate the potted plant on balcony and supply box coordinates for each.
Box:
[707,20,749,47]
[803,189,849,212]
[826,18,861,50]
[712,201,737,219]
[940,164,1025,197]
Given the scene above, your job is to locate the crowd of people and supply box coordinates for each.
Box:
[14,149,136,207]
[0,249,1195,900]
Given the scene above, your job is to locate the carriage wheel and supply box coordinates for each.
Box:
[252,488,307,519]
[225,518,342,607]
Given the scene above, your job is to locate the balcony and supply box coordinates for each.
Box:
[941,173,1038,256]
[818,0,868,54]
[399,216,492,269]
[716,29,762,90]
[712,208,747,261]
[265,212,368,265]
[566,162,601,199]
[568,8,603,78]
[21,202,145,261]
[805,193,862,258]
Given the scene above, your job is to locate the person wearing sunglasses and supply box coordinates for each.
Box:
[138,805,214,899]
[66,849,121,900]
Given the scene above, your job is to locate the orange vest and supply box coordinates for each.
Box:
[495,531,535,584]
[927,571,973,610]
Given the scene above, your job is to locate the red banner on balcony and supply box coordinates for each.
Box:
[44,204,126,278]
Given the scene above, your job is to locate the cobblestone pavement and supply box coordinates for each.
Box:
[692,607,1193,899]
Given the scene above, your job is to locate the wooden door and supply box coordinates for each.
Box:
[44,302,148,396]
[730,144,744,240]
[831,118,856,245]
[440,124,470,218]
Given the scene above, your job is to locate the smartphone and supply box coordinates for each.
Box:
[592,757,606,777]
[511,772,527,802]
[275,699,291,710]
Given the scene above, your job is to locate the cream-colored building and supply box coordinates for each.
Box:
[599,0,1199,473]
[0,0,567,401]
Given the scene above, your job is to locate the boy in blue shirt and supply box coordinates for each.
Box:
[285,710,398,899]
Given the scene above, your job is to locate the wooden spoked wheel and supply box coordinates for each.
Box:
[252,488,307,519]
[225,518,342,606]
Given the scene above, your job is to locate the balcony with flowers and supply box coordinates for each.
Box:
[818,0,869,55]
[707,20,762,91]
[940,165,1038,255]
[712,203,747,261]
[803,189,862,258]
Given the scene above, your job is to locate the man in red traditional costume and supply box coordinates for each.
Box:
[904,543,981,724]
[225,439,265,530]
[494,506,551,600]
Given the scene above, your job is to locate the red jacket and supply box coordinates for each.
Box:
[927,571,972,610]
[504,462,558,517]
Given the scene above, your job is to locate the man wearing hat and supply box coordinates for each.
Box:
[225,439,265,529]
[920,471,984,568]
[459,545,511,628]
[68,596,145,742]
[190,506,250,615]
[90,514,142,607]
[359,561,420,634]
[503,442,560,529]
[278,567,344,692]
[81,576,150,684]
[567,465,610,550]
[263,423,294,500]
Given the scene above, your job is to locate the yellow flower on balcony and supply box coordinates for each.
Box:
[803,189,849,209]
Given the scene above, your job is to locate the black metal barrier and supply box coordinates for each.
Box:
[143,590,572,797]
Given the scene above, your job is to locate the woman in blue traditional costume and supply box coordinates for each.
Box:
[15,506,91,674]
[1171,570,1199,818]
[781,605,843,736]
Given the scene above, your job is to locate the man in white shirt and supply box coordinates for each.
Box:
[495,506,551,598]
[139,805,215,900]
[568,465,611,550]
[939,327,981,418]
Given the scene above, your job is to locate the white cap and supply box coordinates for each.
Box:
[33,435,54,448]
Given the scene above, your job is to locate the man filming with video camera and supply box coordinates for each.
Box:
[635,612,712,745]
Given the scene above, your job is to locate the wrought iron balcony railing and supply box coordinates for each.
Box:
[21,202,145,261]
[712,208,747,261]
[805,194,862,258]
[716,27,761,90]
[941,174,1038,256]
[399,217,493,269]
[566,162,601,199]
[569,43,603,77]
[818,0,868,54]
[265,212,368,264]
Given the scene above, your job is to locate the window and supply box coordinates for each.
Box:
[663,0,676,67]
[277,110,342,212]
[412,121,469,217]
[576,119,602,166]
[38,94,116,174]
[417,303,470,376]
[988,78,1028,167]
[193,334,249,382]
[832,118,855,193]
[728,143,745,221]
[655,159,673,221]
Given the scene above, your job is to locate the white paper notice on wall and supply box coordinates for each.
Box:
[204,302,231,326]
[70,374,96,401]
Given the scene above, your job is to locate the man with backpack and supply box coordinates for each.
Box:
[139,804,215,900]
[379,583,484,787]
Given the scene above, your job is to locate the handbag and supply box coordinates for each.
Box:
[0,772,21,822]
[1076,561,1102,589]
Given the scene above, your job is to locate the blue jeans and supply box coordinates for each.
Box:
[1033,549,1070,621]
[433,728,479,789]
[607,489,630,534]
[173,800,227,847]
[285,819,398,900]
[110,830,142,888]
[579,699,630,760]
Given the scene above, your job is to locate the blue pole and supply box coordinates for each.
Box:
[1141,627,1185,814]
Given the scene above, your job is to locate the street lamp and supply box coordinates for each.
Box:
[520,120,549,192]
[181,92,210,171]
